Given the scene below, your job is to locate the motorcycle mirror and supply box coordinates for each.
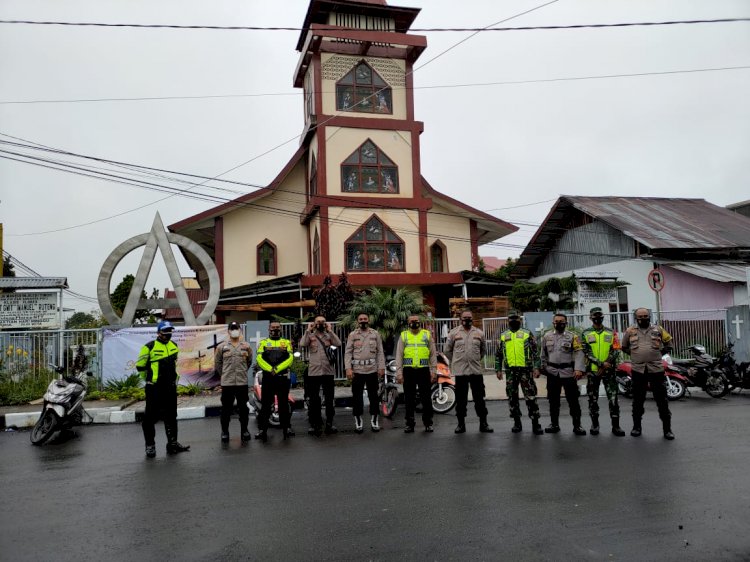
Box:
[293,351,302,358]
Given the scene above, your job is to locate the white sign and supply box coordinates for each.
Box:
[0,292,59,329]
[577,287,618,305]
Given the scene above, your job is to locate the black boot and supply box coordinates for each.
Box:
[241,429,252,443]
[454,417,466,434]
[479,418,494,433]
[324,419,338,435]
[221,431,230,444]
[532,420,544,435]
[165,423,190,454]
[545,418,560,433]
[308,425,323,436]
[145,445,156,458]
[589,414,599,435]
[511,417,522,433]
[255,429,268,442]
[663,419,675,440]
[611,417,625,437]
[283,427,295,440]
[573,417,587,436]
[631,419,642,437]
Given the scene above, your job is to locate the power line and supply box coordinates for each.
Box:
[0,17,747,32]
[6,65,749,106]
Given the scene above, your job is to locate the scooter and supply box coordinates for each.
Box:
[249,370,296,427]
[30,366,92,445]
[670,345,731,398]
[419,351,456,414]
[615,356,687,401]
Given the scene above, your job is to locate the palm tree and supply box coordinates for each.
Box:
[339,287,429,354]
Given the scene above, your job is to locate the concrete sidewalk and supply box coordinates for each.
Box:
[0,374,559,430]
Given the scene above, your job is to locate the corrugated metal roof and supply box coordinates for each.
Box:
[566,196,750,250]
[0,277,68,289]
[665,262,750,283]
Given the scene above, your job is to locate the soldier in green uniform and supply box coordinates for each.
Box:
[581,308,625,436]
[494,311,544,435]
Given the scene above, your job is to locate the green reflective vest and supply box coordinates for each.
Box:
[136,339,179,384]
[401,329,431,367]
[500,329,531,368]
[583,328,615,372]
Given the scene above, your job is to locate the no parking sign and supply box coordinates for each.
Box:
[647,269,665,292]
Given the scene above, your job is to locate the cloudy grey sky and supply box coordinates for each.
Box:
[1,0,748,313]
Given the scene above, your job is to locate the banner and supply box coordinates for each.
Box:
[102,325,228,387]
[0,292,59,329]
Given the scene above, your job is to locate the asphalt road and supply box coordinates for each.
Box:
[1,394,749,562]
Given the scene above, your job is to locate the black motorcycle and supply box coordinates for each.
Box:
[671,345,731,398]
[717,342,750,392]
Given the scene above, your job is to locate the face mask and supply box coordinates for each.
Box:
[315,323,326,332]
[270,329,281,338]
[554,322,566,332]
[461,318,472,327]
[592,316,603,325]
[359,322,369,330]
[409,321,420,330]
[160,332,172,342]
[637,318,650,328]
[508,320,521,330]
[229,330,240,339]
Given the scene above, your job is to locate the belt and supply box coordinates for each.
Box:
[352,359,375,366]
[547,362,574,369]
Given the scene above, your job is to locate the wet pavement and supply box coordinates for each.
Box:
[1,394,749,561]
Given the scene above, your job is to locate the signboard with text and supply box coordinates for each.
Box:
[0,292,59,329]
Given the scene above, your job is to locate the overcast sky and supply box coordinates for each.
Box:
[1,0,748,314]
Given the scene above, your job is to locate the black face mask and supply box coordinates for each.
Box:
[409,322,420,330]
[359,322,369,330]
[508,320,521,331]
[159,333,172,342]
[461,319,472,327]
[637,318,650,328]
[592,316,604,325]
[315,323,326,332]
[270,329,281,339]
[554,322,567,332]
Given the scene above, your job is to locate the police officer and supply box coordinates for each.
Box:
[621,307,675,440]
[541,313,587,435]
[136,320,190,458]
[445,310,493,434]
[215,321,253,444]
[395,314,437,433]
[344,313,385,433]
[581,308,625,436]
[495,311,544,435]
[299,315,342,436]
[254,321,295,442]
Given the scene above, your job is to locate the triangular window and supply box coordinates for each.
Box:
[341,140,398,194]
[336,61,392,114]
[345,215,404,272]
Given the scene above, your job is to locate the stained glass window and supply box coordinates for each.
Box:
[345,216,404,272]
[336,61,392,114]
[257,240,276,276]
[341,140,398,194]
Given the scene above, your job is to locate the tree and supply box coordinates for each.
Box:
[339,287,428,354]
[491,257,516,281]
[508,274,578,313]
[314,272,357,321]
[66,311,103,329]
[2,256,15,278]
[110,274,159,324]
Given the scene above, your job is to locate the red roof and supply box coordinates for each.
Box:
[480,257,507,272]
[162,288,210,321]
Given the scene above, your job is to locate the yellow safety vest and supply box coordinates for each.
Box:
[136,340,179,384]
[500,329,531,368]
[583,328,615,372]
[401,329,431,367]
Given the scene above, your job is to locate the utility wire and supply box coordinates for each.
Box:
[0,17,746,32]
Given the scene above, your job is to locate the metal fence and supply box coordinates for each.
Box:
[0,329,101,385]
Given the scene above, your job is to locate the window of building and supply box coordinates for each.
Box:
[341,139,398,194]
[336,61,392,114]
[312,229,321,275]
[345,215,404,272]
[430,242,446,272]
[309,154,317,197]
[257,239,277,276]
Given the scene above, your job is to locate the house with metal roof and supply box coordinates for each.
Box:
[515,196,750,315]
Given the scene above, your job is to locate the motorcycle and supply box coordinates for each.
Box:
[670,344,731,398]
[716,341,750,392]
[615,356,687,401]
[30,365,92,445]
[419,351,456,414]
[249,370,296,427]
[380,358,400,418]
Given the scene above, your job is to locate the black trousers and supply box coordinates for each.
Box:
[403,367,433,427]
[306,375,335,428]
[455,374,488,419]
[631,368,671,423]
[546,375,582,423]
[142,382,178,446]
[259,374,291,430]
[220,385,250,433]
[352,372,379,417]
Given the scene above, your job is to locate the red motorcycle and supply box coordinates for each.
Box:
[616,355,687,401]
[249,370,296,427]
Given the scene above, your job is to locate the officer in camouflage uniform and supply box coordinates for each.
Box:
[581,307,625,437]
[494,311,544,435]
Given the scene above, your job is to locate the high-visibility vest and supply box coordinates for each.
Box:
[136,339,179,384]
[401,329,431,367]
[256,337,294,374]
[583,328,616,372]
[500,329,531,368]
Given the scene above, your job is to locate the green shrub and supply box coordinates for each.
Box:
[177,383,205,396]
[0,374,51,406]
[104,373,142,392]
